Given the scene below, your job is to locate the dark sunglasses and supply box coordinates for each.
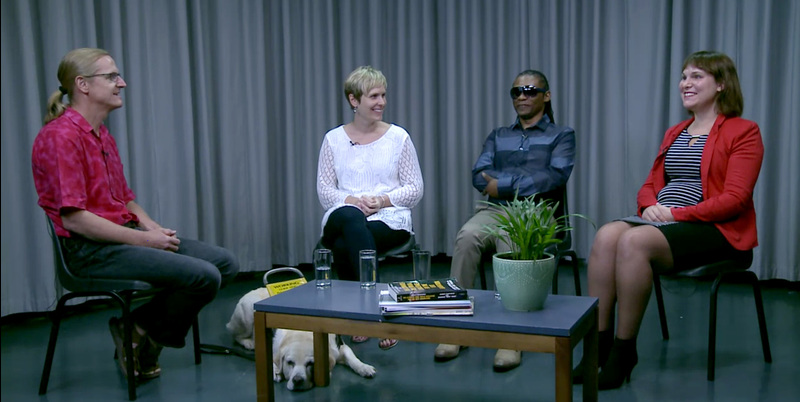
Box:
[509,85,546,98]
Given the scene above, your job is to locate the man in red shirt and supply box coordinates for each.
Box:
[32,48,239,379]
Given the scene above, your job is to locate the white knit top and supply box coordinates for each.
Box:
[316,124,424,233]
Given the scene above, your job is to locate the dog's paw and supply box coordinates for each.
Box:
[239,338,255,350]
[272,363,282,382]
[354,363,376,378]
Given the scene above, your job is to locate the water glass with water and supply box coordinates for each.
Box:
[314,248,332,289]
[359,250,377,289]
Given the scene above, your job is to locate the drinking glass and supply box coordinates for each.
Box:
[412,250,431,281]
[314,249,332,289]
[359,250,377,289]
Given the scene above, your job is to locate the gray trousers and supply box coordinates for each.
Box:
[61,232,239,348]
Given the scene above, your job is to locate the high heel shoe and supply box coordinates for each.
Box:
[572,330,613,384]
[598,337,638,390]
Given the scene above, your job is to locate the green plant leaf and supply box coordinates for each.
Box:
[481,191,593,261]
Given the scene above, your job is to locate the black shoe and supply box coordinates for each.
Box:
[572,330,613,384]
[598,337,638,390]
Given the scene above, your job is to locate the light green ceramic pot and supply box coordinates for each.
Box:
[492,252,556,311]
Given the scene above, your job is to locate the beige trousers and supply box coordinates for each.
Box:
[449,203,511,289]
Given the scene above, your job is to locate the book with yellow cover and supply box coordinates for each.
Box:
[387,278,468,302]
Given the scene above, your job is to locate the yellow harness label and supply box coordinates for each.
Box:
[266,278,308,296]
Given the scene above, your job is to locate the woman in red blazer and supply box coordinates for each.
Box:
[576,51,764,389]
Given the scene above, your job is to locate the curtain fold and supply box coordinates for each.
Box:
[2,0,797,316]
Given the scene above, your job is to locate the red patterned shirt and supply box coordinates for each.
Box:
[32,107,138,237]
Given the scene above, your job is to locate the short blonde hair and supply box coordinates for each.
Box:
[44,48,110,123]
[343,66,387,106]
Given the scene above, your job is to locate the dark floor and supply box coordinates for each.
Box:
[2,255,799,402]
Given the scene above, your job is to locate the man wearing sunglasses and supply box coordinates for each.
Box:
[435,70,576,372]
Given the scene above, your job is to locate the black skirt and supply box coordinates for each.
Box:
[618,218,751,274]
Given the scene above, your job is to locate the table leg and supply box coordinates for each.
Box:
[583,310,599,402]
[555,337,574,402]
[313,332,331,387]
[255,312,274,402]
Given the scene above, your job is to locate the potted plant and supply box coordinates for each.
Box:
[483,193,589,311]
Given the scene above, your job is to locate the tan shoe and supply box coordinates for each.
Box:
[137,336,163,380]
[108,317,139,378]
[493,349,521,372]
[434,344,463,362]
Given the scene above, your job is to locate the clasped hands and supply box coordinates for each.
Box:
[141,226,180,252]
[642,204,675,223]
[353,195,384,216]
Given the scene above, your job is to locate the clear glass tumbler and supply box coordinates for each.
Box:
[412,250,431,281]
[314,248,332,288]
[359,249,377,289]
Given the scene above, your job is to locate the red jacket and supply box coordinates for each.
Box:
[637,115,764,250]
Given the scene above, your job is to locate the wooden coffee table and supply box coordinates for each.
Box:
[254,280,598,402]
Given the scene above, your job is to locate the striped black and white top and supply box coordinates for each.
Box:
[656,129,707,207]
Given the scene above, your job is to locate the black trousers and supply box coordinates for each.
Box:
[321,206,410,281]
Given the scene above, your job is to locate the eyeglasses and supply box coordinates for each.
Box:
[509,85,546,98]
[83,72,123,82]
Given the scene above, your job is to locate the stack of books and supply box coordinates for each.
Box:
[379,278,473,316]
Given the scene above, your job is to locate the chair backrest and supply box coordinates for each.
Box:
[535,186,571,252]
[378,234,417,259]
[46,217,153,293]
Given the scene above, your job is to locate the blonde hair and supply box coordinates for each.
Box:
[44,48,110,123]
[343,66,387,107]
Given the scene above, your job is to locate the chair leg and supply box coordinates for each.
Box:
[653,275,670,340]
[119,294,137,401]
[40,291,138,400]
[570,254,581,296]
[707,273,726,381]
[192,317,202,364]
[38,296,71,395]
[479,258,488,290]
[744,271,772,363]
[558,250,581,296]
[551,263,559,295]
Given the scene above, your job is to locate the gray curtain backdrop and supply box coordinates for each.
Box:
[2,0,798,317]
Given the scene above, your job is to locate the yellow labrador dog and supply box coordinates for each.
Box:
[272,329,376,390]
[226,285,376,391]
[226,287,270,350]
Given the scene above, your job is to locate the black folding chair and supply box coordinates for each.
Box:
[652,250,772,380]
[38,217,201,400]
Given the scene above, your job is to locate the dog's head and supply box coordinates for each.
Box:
[275,332,316,391]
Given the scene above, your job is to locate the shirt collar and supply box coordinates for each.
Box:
[510,114,552,131]
[64,107,100,137]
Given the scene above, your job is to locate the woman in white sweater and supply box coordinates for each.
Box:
[316,66,424,349]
